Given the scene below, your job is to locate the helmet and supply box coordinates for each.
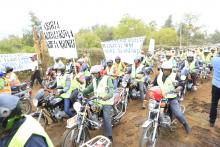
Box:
[80,63,88,72]
[115,56,121,60]
[66,58,72,63]
[134,56,141,63]
[0,94,22,129]
[161,61,173,69]
[5,66,13,73]
[187,52,194,57]
[77,59,84,65]
[203,48,210,53]
[147,86,163,101]
[57,67,65,74]
[0,71,4,77]
[90,65,102,74]
[106,60,113,66]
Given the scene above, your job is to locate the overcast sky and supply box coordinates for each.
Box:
[0,0,219,39]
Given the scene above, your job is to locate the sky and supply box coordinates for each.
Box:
[0,0,219,40]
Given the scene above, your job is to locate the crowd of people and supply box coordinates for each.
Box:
[0,46,220,147]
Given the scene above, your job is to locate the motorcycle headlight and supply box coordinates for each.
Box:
[121,81,127,88]
[73,102,82,112]
[148,99,158,110]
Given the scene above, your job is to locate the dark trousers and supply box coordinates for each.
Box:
[209,85,220,123]
[30,70,42,87]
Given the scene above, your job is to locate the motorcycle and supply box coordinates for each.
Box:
[31,88,71,128]
[80,135,111,147]
[139,86,185,147]
[11,82,32,114]
[61,88,128,147]
[199,63,210,83]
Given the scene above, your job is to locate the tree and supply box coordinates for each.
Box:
[153,28,178,46]
[75,29,101,48]
[163,15,173,28]
[208,30,220,44]
[113,15,147,39]
[92,25,113,41]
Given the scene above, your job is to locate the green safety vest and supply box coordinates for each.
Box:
[56,75,66,88]
[114,62,125,75]
[9,115,54,147]
[185,60,196,73]
[157,72,177,99]
[202,54,211,64]
[93,76,114,105]
[131,64,144,82]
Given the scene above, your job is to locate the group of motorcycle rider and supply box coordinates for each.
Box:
[0,46,218,146]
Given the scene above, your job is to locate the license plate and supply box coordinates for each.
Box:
[66,115,77,128]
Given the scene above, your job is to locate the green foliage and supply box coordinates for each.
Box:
[163,15,173,28]
[153,28,178,46]
[0,36,35,53]
[113,15,148,39]
[208,30,220,44]
[75,29,101,48]
[92,25,114,41]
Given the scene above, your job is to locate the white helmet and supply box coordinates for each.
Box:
[161,61,173,69]
[203,48,210,53]
[187,52,194,57]
[90,65,102,74]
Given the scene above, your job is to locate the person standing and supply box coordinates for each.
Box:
[30,55,42,88]
[209,47,220,127]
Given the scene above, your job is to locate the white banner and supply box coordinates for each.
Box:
[42,21,78,58]
[0,53,36,72]
[148,38,155,54]
[101,36,145,64]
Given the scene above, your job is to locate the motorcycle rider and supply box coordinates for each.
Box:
[65,58,74,74]
[80,63,91,87]
[0,94,54,147]
[143,52,154,67]
[55,67,73,117]
[114,56,126,77]
[82,65,114,142]
[152,61,191,134]
[5,67,20,88]
[131,57,146,108]
[0,71,11,94]
[106,60,119,89]
[179,52,200,91]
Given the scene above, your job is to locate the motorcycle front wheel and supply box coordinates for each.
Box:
[139,121,158,147]
[21,99,32,114]
[61,125,89,147]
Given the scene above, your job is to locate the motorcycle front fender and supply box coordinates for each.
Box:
[142,119,153,128]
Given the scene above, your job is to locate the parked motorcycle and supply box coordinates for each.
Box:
[199,63,210,83]
[139,86,185,147]
[11,82,32,114]
[61,89,128,147]
[31,88,71,128]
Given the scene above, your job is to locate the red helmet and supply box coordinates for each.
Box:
[147,86,163,101]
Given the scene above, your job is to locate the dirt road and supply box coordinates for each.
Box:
[33,80,220,147]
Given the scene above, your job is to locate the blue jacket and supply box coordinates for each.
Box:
[211,54,220,88]
[0,118,48,147]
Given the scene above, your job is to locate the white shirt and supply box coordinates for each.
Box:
[32,60,38,71]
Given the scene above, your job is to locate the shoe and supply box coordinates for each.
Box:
[183,123,191,134]
[210,122,215,127]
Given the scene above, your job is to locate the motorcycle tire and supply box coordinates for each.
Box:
[139,121,158,147]
[21,99,32,114]
[61,126,89,147]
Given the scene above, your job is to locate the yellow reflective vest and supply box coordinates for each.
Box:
[9,115,54,147]
[157,72,177,99]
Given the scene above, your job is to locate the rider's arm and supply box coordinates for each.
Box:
[25,135,48,147]
[105,77,114,99]
[82,82,94,96]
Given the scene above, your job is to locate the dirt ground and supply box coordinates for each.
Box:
[32,79,220,147]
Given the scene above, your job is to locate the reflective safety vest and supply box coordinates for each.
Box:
[9,115,54,147]
[6,73,20,87]
[185,60,196,73]
[106,66,118,80]
[0,78,11,94]
[202,54,211,64]
[56,75,66,88]
[93,76,114,105]
[114,62,126,75]
[131,64,144,82]
[157,72,177,99]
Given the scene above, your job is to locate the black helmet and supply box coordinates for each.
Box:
[115,56,121,63]
[0,94,22,130]
[5,66,13,73]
